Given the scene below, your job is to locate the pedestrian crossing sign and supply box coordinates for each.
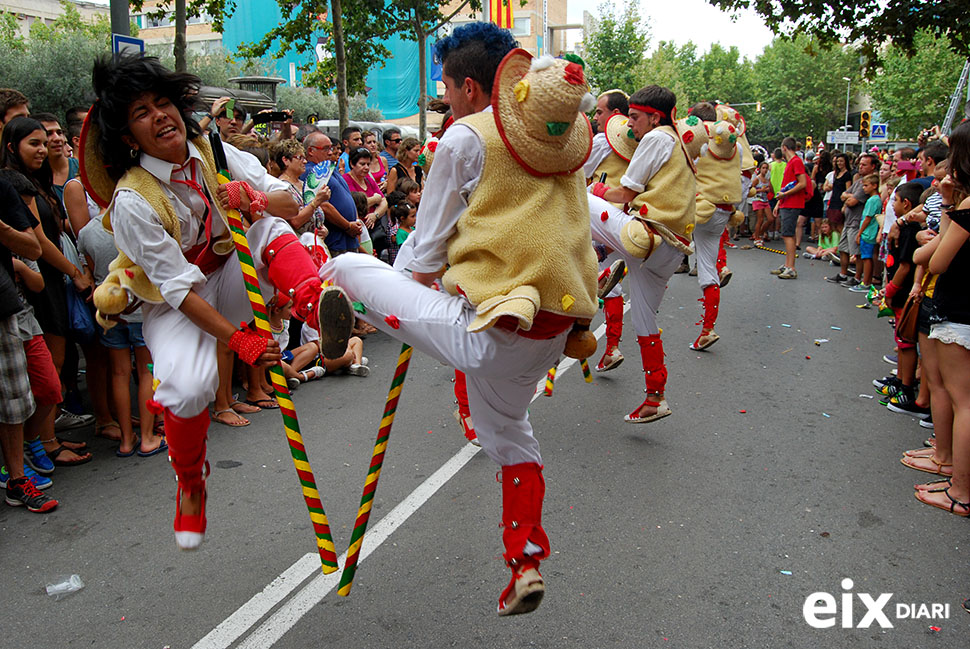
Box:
[869,123,888,141]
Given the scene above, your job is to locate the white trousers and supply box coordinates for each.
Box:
[693,209,731,290]
[587,195,682,337]
[142,217,294,418]
[318,253,568,466]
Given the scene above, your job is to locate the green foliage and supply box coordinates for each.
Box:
[866,29,965,140]
[749,34,859,145]
[582,0,650,93]
[275,86,382,122]
[0,3,125,122]
[704,0,969,66]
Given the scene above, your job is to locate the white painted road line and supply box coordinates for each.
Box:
[194,314,618,648]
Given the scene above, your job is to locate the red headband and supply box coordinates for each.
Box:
[629,104,670,120]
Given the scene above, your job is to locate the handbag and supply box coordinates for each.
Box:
[60,232,96,342]
[895,292,922,345]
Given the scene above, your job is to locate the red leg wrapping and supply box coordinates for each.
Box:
[263,233,323,325]
[603,295,624,350]
[702,284,720,330]
[164,408,209,492]
[501,463,550,569]
[716,228,729,272]
[637,334,667,395]
[454,370,470,418]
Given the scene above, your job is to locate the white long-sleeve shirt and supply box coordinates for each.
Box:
[393,107,492,274]
[620,128,676,193]
[112,140,288,309]
[583,132,613,180]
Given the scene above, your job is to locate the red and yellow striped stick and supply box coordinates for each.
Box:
[338,342,414,596]
[211,151,338,573]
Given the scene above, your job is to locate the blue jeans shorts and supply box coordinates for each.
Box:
[99,322,146,349]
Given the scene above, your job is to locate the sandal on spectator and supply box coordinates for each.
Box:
[914,487,970,518]
[47,445,93,466]
[915,477,951,493]
[900,455,952,475]
[55,437,87,452]
[244,397,279,409]
[211,409,250,427]
[230,399,260,414]
[137,437,169,457]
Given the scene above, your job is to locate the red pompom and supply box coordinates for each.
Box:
[600,211,609,222]
[384,315,401,329]
[639,205,649,216]
[683,131,694,144]
[563,62,585,85]
[427,141,438,152]
[124,269,135,278]
[146,399,165,415]
[728,125,735,133]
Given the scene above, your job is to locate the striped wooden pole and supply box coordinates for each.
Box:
[543,363,557,396]
[581,358,593,383]
[210,137,338,573]
[338,343,414,596]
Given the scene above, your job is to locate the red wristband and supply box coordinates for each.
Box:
[228,326,269,366]
[884,281,899,300]
[225,181,269,216]
[591,182,609,199]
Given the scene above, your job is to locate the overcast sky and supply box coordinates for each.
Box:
[566,0,777,61]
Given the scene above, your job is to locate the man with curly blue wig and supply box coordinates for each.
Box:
[315,22,600,615]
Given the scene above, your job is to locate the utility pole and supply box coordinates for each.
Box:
[110,0,129,37]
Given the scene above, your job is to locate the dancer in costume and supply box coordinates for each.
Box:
[584,91,630,372]
[684,103,742,351]
[714,103,758,286]
[315,23,599,615]
[587,86,707,423]
[82,55,330,550]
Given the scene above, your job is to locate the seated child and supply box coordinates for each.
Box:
[804,218,840,261]
[267,295,325,389]
[300,322,369,377]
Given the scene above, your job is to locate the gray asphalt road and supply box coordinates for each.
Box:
[2,245,967,649]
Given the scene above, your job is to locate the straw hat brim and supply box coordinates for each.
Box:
[492,48,593,178]
[79,113,117,209]
[604,114,639,162]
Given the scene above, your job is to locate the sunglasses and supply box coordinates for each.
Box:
[389,138,402,143]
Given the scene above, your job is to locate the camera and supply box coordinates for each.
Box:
[251,111,289,125]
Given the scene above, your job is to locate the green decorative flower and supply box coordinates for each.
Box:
[561,53,585,69]
[417,153,427,166]
[686,115,700,126]
[627,128,635,139]
[546,121,570,136]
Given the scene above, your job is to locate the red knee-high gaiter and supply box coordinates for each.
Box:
[263,233,324,326]
[637,334,667,395]
[702,284,720,330]
[164,408,210,492]
[603,296,624,351]
[717,227,729,272]
[501,463,550,571]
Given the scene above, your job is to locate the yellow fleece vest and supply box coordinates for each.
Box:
[94,137,234,318]
[442,112,598,332]
[694,149,742,224]
[626,125,696,250]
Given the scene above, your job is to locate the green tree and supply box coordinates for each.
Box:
[0,3,131,121]
[749,35,858,144]
[867,29,965,140]
[704,0,969,66]
[130,1,226,72]
[582,0,650,93]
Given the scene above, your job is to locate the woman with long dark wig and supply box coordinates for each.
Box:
[80,54,332,550]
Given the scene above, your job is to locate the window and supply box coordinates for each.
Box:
[511,17,531,37]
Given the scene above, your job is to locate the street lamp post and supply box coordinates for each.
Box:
[843,76,851,152]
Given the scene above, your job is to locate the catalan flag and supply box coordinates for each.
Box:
[490,0,514,29]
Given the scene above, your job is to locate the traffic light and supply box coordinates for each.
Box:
[859,110,871,138]
[805,136,813,150]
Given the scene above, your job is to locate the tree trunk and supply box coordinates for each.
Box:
[174,0,187,72]
[331,0,349,134]
[416,14,427,141]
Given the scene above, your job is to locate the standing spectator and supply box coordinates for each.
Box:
[337,126,363,174]
[32,113,78,202]
[385,137,424,193]
[342,147,388,256]
[0,88,29,128]
[269,139,330,236]
[825,152,851,234]
[198,97,246,141]
[768,148,785,205]
[381,127,402,169]
[65,106,88,155]
[851,173,882,292]
[770,137,808,279]
[829,153,877,286]
[0,174,57,511]
[362,131,388,189]
[302,132,362,255]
